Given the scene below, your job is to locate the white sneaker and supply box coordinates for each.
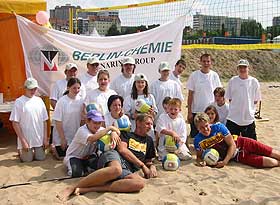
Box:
[176,144,192,161]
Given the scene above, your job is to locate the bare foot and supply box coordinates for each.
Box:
[56,186,75,202]
[74,188,80,196]
[73,187,97,195]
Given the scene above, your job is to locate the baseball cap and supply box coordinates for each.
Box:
[237,59,249,67]
[87,57,100,65]
[134,73,148,82]
[87,110,104,122]
[24,78,38,89]
[158,61,171,72]
[122,57,135,65]
[65,63,78,71]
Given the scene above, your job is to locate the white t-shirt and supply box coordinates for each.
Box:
[169,71,182,86]
[155,113,187,156]
[50,79,86,101]
[225,76,261,125]
[186,70,222,113]
[210,102,229,125]
[84,88,117,115]
[52,95,84,146]
[150,79,184,116]
[110,74,135,99]
[79,72,98,95]
[64,125,103,165]
[9,95,48,149]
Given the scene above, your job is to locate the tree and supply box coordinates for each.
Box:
[148,24,160,30]
[206,30,219,37]
[121,24,159,35]
[106,24,120,36]
[240,20,264,37]
[231,27,236,37]
[221,23,225,36]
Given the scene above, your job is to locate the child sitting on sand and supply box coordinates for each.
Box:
[156,98,192,161]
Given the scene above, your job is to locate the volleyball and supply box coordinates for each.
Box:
[115,117,131,132]
[202,148,220,166]
[162,153,180,171]
[164,135,179,153]
[86,103,103,113]
[135,99,151,113]
[97,134,116,152]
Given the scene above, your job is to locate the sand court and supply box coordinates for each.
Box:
[1,82,280,204]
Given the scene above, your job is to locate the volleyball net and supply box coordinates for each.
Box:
[76,0,280,50]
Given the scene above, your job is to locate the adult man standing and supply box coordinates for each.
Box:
[186,54,222,138]
[110,57,136,98]
[79,57,100,95]
[57,113,157,201]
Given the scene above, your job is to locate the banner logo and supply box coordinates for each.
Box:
[41,50,59,71]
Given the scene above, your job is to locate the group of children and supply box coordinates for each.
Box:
[9,53,279,178]
[9,56,189,169]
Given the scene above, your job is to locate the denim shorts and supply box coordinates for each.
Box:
[97,150,132,179]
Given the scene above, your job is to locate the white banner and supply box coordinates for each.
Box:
[16,15,185,95]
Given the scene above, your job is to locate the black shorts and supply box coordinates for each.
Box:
[69,154,98,177]
[55,146,67,157]
[226,120,257,140]
[190,113,199,138]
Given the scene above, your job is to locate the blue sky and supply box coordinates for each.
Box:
[46,0,280,27]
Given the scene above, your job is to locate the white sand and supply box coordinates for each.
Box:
[1,82,280,205]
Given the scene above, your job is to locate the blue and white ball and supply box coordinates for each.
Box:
[97,134,116,152]
[115,117,130,132]
[86,103,103,113]
[162,153,180,171]
[202,148,220,166]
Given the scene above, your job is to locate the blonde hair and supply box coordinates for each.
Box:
[168,98,182,108]
[194,112,210,128]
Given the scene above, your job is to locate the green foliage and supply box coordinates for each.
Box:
[106,24,121,36]
[240,20,264,37]
[183,29,220,40]
[266,25,280,38]
[221,23,225,36]
[121,24,159,35]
